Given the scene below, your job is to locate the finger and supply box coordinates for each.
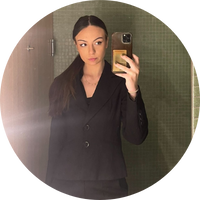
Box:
[132,54,139,65]
[121,55,139,71]
[115,73,127,79]
[115,63,130,74]
[120,56,139,75]
[120,55,134,66]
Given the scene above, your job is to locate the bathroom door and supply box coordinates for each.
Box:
[0,10,54,183]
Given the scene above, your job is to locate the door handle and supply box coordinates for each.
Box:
[51,39,54,57]
[26,45,34,51]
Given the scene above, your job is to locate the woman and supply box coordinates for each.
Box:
[46,15,148,199]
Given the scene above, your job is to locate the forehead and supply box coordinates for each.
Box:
[75,25,106,41]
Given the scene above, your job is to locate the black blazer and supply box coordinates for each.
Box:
[46,61,148,185]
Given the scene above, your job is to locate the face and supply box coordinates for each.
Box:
[74,25,108,67]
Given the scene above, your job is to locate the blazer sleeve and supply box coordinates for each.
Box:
[121,84,148,145]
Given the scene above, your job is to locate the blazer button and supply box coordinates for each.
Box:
[85,124,90,130]
[84,141,90,148]
[139,113,142,122]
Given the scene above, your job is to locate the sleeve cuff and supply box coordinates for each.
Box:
[128,86,140,102]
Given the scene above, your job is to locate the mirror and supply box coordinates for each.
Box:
[0,0,197,198]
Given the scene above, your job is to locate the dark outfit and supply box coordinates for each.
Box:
[46,61,148,199]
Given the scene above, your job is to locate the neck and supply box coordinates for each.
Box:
[83,60,105,77]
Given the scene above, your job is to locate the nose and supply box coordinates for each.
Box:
[88,44,95,55]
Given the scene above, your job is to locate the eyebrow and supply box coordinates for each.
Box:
[77,37,104,42]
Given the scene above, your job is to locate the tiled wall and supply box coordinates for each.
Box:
[53,1,192,196]
[191,59,200,140]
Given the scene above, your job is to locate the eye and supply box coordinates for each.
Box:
[96,41,102,45]
[80,41,102,47]
[80,43,85,47]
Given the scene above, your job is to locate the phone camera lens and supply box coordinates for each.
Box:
[122,34,131,43]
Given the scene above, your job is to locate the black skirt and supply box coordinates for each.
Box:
[50,178,128,199]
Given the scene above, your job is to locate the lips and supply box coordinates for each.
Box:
[88,58,97,62]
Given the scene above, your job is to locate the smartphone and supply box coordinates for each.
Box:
[111,32,132,73]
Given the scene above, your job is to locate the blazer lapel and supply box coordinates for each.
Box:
[73,60,123,125]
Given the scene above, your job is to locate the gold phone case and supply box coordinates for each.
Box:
[112,50,127,73]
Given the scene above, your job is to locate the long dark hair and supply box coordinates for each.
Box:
[48,15,108,117]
